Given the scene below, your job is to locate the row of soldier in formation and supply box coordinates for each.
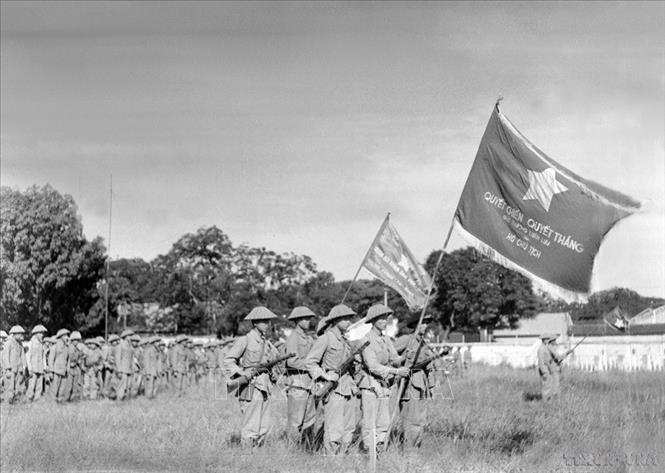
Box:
[1,302,450,454]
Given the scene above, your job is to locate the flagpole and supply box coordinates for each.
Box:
[105,174,112,342]
[341,212,391,304]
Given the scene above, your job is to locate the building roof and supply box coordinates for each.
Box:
[493,312,572,338]
[629,305,665,326]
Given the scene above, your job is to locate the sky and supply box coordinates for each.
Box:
[2,1,664,299]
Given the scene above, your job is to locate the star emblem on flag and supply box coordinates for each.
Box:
[522,167,568,212]
[397,254,411,273]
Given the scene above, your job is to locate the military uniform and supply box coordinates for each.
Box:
[2,326,27,404]
[284,307,317,445]
[305,305,359,455]
[142,337,159,398]
[538,334,564,400]
[49,329,71,403]
[102,335,120,398]
[224,307,280,447]
[115,330,135,400]
[82,339,103,399]
[169,335,189,395]
[358,305,403,452]
[26,325,47,402]
[66,332,85,401]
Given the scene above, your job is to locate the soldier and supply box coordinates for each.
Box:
[357,305,407,453]
[537,334,570,401]
[0,330,6,396]
[169,335,189,396]
[115,329,135,400]
[157,339,168,392]
[130,334,144,397]
[2,325,27,404]
[102,334,120,398]
[305,304,360,455]
[142,336,159,399]
[83,338,103,400]
[284,306,317,447]
[49,329,71,403]
[66,331,85,401]
[393,313,437,448]
[42,336,55,396]
[224,306,281,447]
[26,325,47,402]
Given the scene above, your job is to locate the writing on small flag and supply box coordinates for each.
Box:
[453,104,642,302]
[362,215,432,310]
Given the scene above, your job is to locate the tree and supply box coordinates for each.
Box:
[567,288,664,321]
[424,247,539,336]
[0,185,106,332]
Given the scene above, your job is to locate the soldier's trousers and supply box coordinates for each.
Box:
[66,369,82,401]
[360,389,391,451]
[144,375,157,399]
[286,388,316,444]
[131,373,143,397]
[115,372,132,400]
[401,395,427,447]
[26,372,44,401]
[323,392,356,455]
[172,371,186,396]
[51,374,68,403]
[541,371,560,400]
[238,388,272,446]
[103,370,116,398]
[83,371,100,400]
[3,371,21,403]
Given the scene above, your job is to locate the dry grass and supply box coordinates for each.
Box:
[1,365,663,473]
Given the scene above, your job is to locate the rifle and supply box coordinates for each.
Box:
[314,340,369,401]
[226,353,295,393]
[409,346,451,372]
[561,336,587,360]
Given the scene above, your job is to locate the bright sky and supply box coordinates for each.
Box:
[2,2,664,298]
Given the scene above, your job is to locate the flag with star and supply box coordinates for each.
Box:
[603,306,629,332]
[361,214,433,310]
[452,104,642,302]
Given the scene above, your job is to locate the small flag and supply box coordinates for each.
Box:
[453,105,642,302]
[603,306,629,332]
[361,215,432,311]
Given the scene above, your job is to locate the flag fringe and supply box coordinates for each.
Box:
[453,219,588,304]
[496,109,644,214]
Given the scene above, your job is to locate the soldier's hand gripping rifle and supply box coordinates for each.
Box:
[226,353,295,393]
[314,340,369,402]
[409,345,452,372]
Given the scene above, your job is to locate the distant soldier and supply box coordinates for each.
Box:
[305,304,360,455]
[142,336,159,399]
[102,334,120,398]
[26,325,48,402]
[0,330,7,396]
[205,342,218,386]
[2,325,27,404]
[115,329,135,400]
[131,335,143,397]
[393,313,437,448]
[157,339,168,391]
[284,306,317,446]
[83,338,103,400]
[66,331,84,401]
[194,341,207,387]
[224,306,281,447]
[169,335,189,396]
[42,336,55,396]
[49,329,71,403]
[537,334,570,401]
[357,305,407,453]
[185,339,196,386]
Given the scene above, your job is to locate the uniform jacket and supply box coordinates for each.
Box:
[537,343,563,376]
[284,325,314,390]
[28,336,45,374]
[116,339,134,375]
[142,345,158,377]
[224,328,278,397]
[305,326,358,397]
[169,344,188,374]
[49,339,70,376]
[84,347,103,372]
[2,337,25,373]
[358,327,400,396]
[394,333,435,395]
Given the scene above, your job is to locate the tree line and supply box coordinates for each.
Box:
[2,185,660,337]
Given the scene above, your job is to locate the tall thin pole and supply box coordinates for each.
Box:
[105,175,112,341]
[341,213,390,304]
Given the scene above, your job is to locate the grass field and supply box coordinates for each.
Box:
[1,365,663,473]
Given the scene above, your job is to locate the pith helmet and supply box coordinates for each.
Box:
[0,330,7,338]
[120,329,135,339]
[70,331,82,341]
[131,334,141,342]
[85,338,100,347]
[288,306,316,320]
[55,328,70,339]
[365,304,393,323]
[44,337,54,344]
[31,324,47,334]
[175,334,188,344]
[326,304,356,322]
[95,336,105,344]
[540,333,557,341]
[108,334,120,343]
[9,325,25,335]
[244,306,278,321]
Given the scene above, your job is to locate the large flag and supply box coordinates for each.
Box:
[454,105,642,302]
[361,215,433,310]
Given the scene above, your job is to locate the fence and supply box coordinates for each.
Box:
[435,335,665,372]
